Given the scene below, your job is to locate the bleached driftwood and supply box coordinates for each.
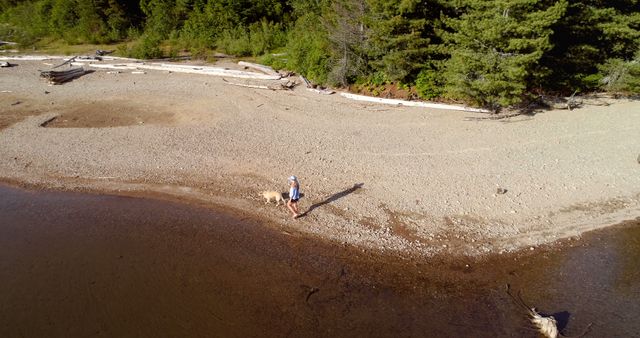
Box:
[79,62,282,80]
[0,41,17,46]
[340,92,490,113]
[308,87,335,95]
[222,78,296,90]
[0,55,62,61]
[238,61,280,77]
[73,63,137,70]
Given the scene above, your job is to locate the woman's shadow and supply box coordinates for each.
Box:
[297,183,364,218]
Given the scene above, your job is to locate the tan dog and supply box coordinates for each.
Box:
[261,191,285,206]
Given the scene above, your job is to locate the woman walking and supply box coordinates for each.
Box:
[287,176,301,219]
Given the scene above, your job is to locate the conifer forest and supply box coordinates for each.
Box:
[1,0,639,108]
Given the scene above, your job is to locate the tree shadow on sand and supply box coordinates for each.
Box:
[297,183,364,218]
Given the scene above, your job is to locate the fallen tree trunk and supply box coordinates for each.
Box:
[80,62,282,80]
[222,78,296,90]
[340,92,490,113]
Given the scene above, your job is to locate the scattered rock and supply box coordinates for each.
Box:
[496,188,508,194]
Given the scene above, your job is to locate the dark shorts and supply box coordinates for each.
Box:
[290,198,299,203]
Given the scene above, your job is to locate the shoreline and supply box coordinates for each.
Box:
[1,58,639,257]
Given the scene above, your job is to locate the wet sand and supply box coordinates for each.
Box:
[1,184,639,337]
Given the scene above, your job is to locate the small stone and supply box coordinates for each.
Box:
[530,247,535,251]
[496,188,508,194]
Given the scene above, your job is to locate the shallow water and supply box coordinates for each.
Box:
[0,184,638,337]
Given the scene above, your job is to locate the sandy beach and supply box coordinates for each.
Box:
[1,58,639,257]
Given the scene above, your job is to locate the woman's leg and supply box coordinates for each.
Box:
[287,200,298,217]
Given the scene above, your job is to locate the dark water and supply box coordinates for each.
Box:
[0,184,638,337]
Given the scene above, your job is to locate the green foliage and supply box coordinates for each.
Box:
[443,0,567,109]
[368,71,387,86]
[0,0,140,45]
[259,52,287,70]
[120,32,163,59]
[140,0,179,38]
[365,0,446,83]
[285,13,331,84]
[542,1,640,91]
[248,19,287,56]
[216,26,251,56]
[178,6,218,53]
[217,19,287,57]
[415,62,443,100]
[0,0,52,45]
[600,54,640,94]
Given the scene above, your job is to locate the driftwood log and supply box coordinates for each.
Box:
[340,92,490,112]
[237,61,280,77]
[40,67,86,84]
[299,75,335,95]
[222,78,296,91]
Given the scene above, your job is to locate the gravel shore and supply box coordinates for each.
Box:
[1,58,639,257]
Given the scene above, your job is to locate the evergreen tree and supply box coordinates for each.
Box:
[366,0,446,83]
[443,0,567,109]
[541,0,640,91]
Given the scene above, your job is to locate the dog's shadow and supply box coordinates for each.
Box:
[296,183,364,218]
